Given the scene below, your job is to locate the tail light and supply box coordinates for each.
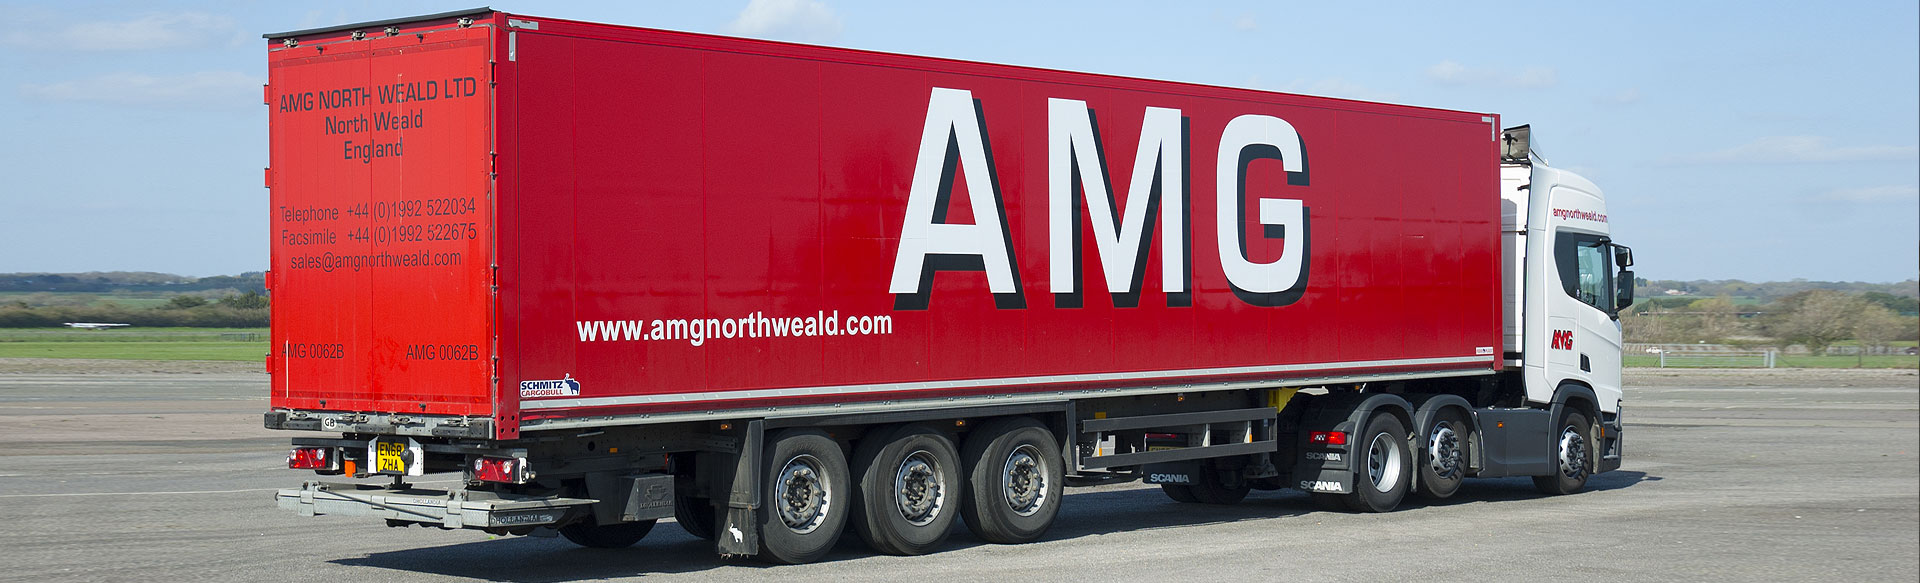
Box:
[472,456,528,483]
[1308,431,1348,446]
[288,446,340,470]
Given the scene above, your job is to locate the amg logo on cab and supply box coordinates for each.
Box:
[1550,330,1575,350]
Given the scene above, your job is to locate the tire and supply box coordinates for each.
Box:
[673,493,716,541]
[960,417,1064,544]
[850,424,964,556]
[559,518,656,548]
[1342,413,1412,513]
[1533,410,1593,495]
[756,429,851,565]
[1165,461,1250,505]
[1416,409,1469,500]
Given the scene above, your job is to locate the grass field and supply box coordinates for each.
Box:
[0,327,268,361]
[1625,353,1919,369]
[0,341,266,361]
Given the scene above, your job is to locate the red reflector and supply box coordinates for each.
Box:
[1308,431,1348,446]
[473,457,522,483]
[288,447,334,470]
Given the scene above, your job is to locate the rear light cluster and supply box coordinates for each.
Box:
[1308,431,1349,446]
[288,446,340,470]
[472,456,528,483]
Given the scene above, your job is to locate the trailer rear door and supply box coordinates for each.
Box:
[266,22,496,419]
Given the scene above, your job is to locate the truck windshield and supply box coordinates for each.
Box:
[1555,232,1612,310]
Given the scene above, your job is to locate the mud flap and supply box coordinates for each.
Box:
[716,420,763,557]
[1141,461,1200,485]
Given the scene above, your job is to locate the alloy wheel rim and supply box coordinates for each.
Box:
[893,450,945,526]
[774,454,831,533]
[1002,444,1048,516]
[1367,431,1404,493]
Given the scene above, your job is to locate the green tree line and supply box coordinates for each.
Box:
[1624,290,1920,355]
[0,292,267,328]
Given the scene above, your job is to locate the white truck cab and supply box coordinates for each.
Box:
[1500,126,1635,470]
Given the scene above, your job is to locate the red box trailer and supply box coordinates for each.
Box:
[268,9,1629,565]
[268,10,1501,436]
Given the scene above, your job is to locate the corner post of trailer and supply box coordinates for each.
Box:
[717,420,764,556]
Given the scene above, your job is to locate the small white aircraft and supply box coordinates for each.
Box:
[64,323,131,330]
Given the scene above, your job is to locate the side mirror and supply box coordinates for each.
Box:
[1615,269,1635,313]
[1613,244,1634,268]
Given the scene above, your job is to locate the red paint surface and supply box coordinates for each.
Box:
[270,13,1502,437]
[267,21,494,418]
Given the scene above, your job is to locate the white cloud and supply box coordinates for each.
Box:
[1818,185,1919,202]
[1596,88,1641,106]
[725,0,844,43]
[1425,60,1558,90]
[1233,13,1258,32]
[1676,136,1919,165]
[1,12,235,51]
[19,71,262,109]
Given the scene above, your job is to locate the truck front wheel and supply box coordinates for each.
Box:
[1533,410,1592,495]
[960,417,1064,544]
[757,429,851,564]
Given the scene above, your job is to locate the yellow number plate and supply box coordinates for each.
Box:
[373,440,408,474]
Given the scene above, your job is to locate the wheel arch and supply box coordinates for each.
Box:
[1316,392,1415,440]
[1548,382,1599,427]
[1409,394,1476,461]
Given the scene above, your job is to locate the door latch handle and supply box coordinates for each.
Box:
[1580,354,1591,372]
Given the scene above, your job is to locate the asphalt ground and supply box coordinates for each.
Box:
[0,363,1914,582]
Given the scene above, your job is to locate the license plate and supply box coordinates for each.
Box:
[371,438,411,475]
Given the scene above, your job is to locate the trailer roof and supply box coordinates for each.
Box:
[262,7,493,40]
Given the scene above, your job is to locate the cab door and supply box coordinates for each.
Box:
[1551,228,1622,409]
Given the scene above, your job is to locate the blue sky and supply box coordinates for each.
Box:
[1,0,1915,282]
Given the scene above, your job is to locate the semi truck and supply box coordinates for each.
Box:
[264,9,1636,564]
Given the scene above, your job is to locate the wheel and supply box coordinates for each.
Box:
[756,429,851,565]
[673,492,716,541]
[1341,413,1412,513]
[1163,461,1250,504]
[559,518,656,548]
[1533,410,1593,495]
[851,424,964,556]
[1416,409,1469,500]
[960,417,1064,544]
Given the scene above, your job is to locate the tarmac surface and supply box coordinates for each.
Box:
[0,363,1914,582]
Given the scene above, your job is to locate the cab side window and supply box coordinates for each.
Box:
[1555,232,1612,310]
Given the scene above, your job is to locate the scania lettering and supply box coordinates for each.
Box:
[260,10,1635,565]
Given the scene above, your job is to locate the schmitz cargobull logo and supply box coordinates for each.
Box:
[888,87,1311,309]
[519,375,581,398]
